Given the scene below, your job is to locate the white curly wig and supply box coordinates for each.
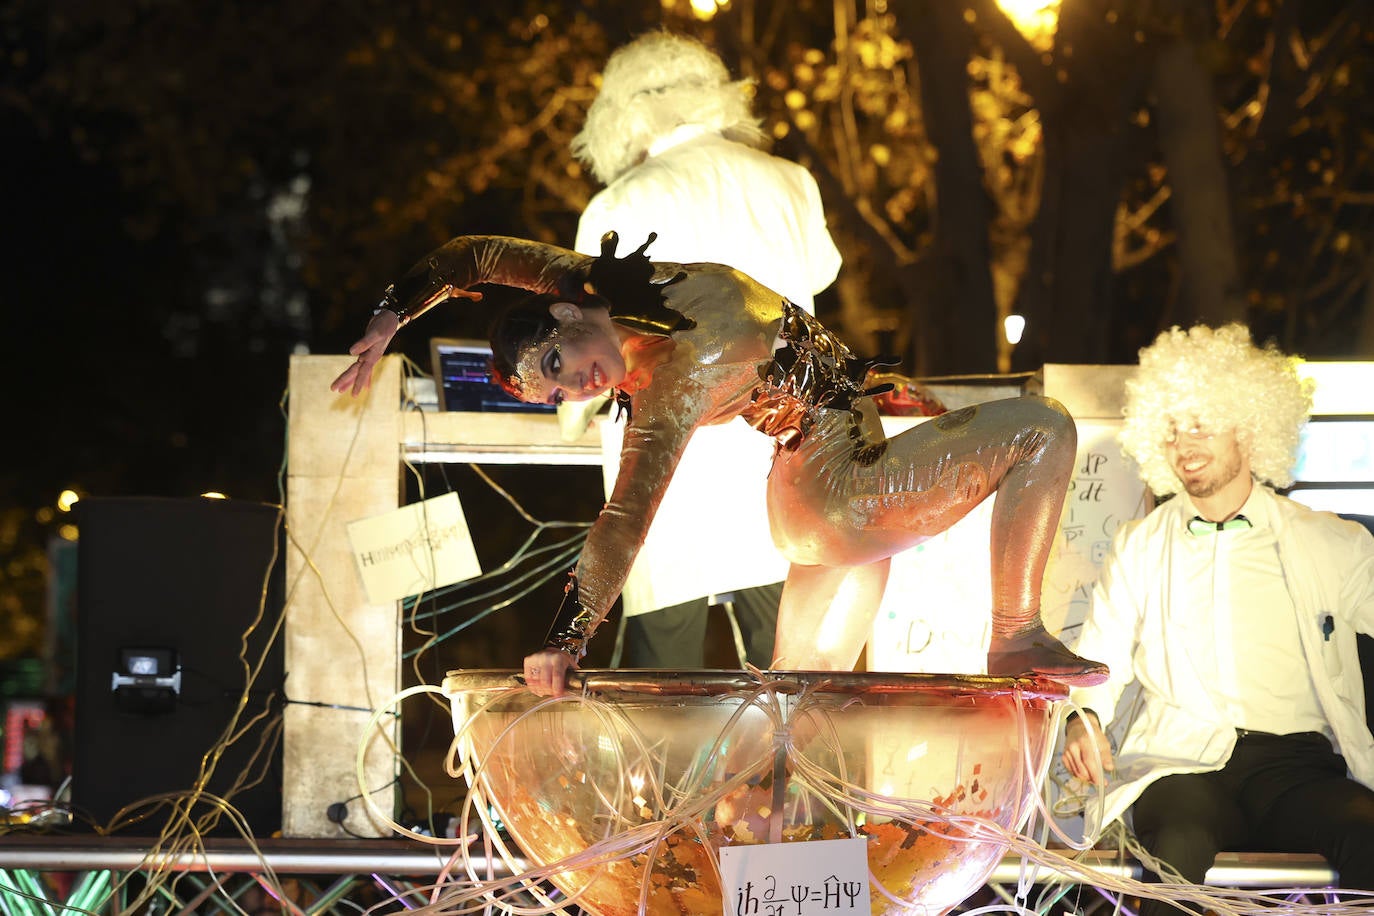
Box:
[572,31,766,186]
[1119,323,1315,497]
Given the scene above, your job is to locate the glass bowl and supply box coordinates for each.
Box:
[444,669,1065,916]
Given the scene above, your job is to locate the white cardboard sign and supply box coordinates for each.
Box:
[718,837,870,916]
[345,491,482,603]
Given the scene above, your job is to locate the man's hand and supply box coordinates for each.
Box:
[523,649,577,698]
[330,311,401,396]
[1061,710,1115,785]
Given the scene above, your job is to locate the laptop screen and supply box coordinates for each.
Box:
[429,338,557,413]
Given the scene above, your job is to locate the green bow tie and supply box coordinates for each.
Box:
[1187,515,1252,536]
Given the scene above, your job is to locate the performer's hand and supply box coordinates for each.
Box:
[523,649,577,698]
[331,310,401,396]
[1062,710,1115,785]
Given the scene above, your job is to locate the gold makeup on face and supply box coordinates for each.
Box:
[512,309,626,405]
[513,330,566,404]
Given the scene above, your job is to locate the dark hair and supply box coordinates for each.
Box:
[488,293,562,400]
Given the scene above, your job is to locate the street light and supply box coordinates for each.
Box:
[1004,313,1026,346]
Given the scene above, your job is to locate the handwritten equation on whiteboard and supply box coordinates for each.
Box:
[1042,420,1150,641]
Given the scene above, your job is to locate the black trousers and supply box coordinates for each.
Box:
[622,581,782,669]
[1131,730,1374,916]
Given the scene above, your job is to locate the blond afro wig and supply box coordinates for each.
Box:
[572,31,766,186]
[1119,323,1314,497]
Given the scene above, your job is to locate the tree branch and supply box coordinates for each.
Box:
[963,0,1057,104]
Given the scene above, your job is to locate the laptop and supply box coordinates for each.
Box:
[429,338,557,413]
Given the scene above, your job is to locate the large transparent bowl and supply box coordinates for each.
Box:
[444,669,1065,916]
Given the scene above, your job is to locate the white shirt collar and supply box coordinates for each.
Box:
[1177,479,1271,531]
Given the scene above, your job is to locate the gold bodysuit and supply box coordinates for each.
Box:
[375,235,1104,682]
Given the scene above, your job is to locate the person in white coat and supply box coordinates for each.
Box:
[569,31,842,668]
[1061,323,1374,911]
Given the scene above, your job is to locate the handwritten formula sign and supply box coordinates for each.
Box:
[719,837,871,916]
[1041,420,1150,650]
[345,490,483,603]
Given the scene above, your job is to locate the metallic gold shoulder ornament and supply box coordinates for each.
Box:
[746,302,897,451]
[611,388,634,422]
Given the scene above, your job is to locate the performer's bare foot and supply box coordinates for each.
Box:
[988,625,1108,686]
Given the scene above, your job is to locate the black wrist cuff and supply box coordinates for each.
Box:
[371,286,410,326]
[543,571,596,660]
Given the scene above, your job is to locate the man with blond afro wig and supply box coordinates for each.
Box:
[570,31,842,670]
[1061,323,1374,909]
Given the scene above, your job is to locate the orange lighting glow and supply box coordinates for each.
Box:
[995,0,1059,52]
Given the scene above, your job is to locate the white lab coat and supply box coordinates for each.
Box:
[577,127,842,614]
[576,127,842,311]
[1070,484,1374,838]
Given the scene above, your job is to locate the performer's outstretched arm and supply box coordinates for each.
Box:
[330,236,593,396]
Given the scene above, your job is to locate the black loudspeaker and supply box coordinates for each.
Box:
[73,497,284,836]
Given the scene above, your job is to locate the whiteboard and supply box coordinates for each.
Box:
[1041,420,1152,646]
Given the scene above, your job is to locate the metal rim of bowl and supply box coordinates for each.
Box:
[441,668,1068,701]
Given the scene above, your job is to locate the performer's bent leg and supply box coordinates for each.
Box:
[771,560,890,670]
[1131,771,1247,916]
[885,398,1105,683]
[769,396,1105,683]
